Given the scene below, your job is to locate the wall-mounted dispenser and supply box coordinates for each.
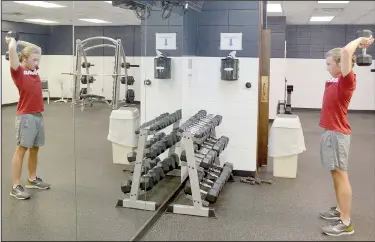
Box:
[221,51,239,81]
[154,50,171,79]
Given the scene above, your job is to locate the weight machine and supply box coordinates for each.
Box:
[276,78,294,115]
[63,36,138,111]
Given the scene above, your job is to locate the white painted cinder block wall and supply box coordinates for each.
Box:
[269,59,375,120]
[3,55,373,118]
[141,57,260,172]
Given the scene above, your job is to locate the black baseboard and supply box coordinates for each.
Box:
[268,108,375,122]
[292,107,375,114]
[232,170,256,178]
[2,98,140,107]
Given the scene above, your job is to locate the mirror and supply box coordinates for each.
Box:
[1,1,75,240]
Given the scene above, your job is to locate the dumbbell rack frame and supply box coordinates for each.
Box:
[167,131,217,218]
[116,120,181,211]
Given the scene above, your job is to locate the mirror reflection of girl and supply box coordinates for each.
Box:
[6,35,51,200]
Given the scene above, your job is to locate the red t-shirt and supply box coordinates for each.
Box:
[319,70,356,134]
[10,65,44,115]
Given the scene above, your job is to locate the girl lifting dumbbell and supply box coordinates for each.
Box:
[5,31,51,200]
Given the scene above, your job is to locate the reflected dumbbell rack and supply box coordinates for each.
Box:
[116,109,183,211]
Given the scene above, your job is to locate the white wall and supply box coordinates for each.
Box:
[269,59,375,120]
[1,55,142,105]
[141,57,260,172]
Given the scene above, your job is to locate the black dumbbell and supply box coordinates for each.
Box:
[356,30,373,67]
[180,114,216,133]
[140,157,161,175]
[127,151,137,162]
[81,76,95,84]
[204,162,234,180]
[145,132,166,148]
[180,150,217,170]
[127,76,135,85]
[200,136,229,153]
[184,115,222,138]
[205,165,233,203]
[5,31,20,61]
[149,118,169,131]
[191,116,223,138]
[148,164,164,184]
[120,76,135,85]
[136,113,170,134]
[178,110,207,131]
[140,164,164,191]
[81,62,94,68]
[169,153,180,168]
[121,179,132,194]
[167,110,182,124]
[198,149,219,170]
[158,157,172,173]
[160,132,181,149]
[184,171,216,196]
[140,172,155,191]
[7,31,20,41]
[146,141,167,159]
[126,89,135,104]
[121,62,140,69]
[121,164,162,193]
[184,167,232,204]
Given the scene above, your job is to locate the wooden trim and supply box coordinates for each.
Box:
[255,1,264,172]
[256,2,271,169]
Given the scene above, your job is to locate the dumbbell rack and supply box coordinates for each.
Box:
[116,118,181,211]
[167,131,217,217]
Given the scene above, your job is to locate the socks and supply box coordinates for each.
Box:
[13,184,19,189]
[336,207,351,225]
[342,219,351,226]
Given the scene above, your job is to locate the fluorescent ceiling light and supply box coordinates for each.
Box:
[79,19,111,24]
[318,1,350,3]
[267,3,282,13]
[24,19,59,24]
[14,1,66,8]
[310,16,335,21]
[104,1,112,3]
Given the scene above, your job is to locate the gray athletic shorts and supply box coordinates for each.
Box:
[320,129,351,171]
[15,113,45,148]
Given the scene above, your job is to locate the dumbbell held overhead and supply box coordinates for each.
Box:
[5,31,20,61]
[356,29,373,67]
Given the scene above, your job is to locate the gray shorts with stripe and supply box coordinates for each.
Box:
[15,113,45,148]
[320,129,351,171]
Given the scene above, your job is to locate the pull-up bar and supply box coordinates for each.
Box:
[79,36,117,46]
[62,72,128,77]
[84,44,116,53]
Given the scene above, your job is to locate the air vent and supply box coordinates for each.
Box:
[317,8,344,12]
[3,12,23,16]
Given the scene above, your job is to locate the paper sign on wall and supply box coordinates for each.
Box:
[261,76,269,103]
[156,33,177,50]
[220,33,243,50]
